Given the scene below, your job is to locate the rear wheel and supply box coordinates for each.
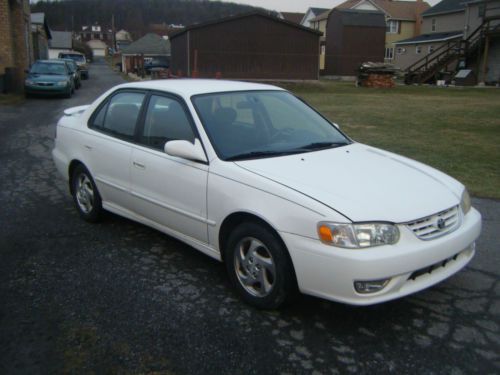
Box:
[225,222,297,309]
[71,165,103,222]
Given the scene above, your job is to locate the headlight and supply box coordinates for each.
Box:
[460,189,471,215]
[318,222,400,248]
[56,81,68,86]
[25,79,34,85]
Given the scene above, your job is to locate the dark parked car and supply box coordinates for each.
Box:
[58,52,89,79]
[58,58,81,89]
[144,56,169,74]
[24,60,75,98]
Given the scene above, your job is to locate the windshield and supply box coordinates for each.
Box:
[30,62,67,75]
[62,60,76,72]
[192,91,350,161]
[60,53,85,62]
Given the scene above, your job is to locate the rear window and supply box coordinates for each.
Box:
[60,53,85,62]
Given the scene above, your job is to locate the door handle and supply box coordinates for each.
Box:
[133,161,146,169]
[84,145,92,150]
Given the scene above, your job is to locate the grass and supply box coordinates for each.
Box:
[274,81,500,199]
[0,93,24,105]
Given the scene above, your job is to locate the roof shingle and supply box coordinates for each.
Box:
[336,0,430,21]
[421,0,470,17]
[121,33,171,55]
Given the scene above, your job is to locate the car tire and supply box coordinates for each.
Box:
[225,222,297,309]
[71,165,103,222]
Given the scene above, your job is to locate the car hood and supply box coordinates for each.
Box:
[234,143,461,223]
[28,74,67,82]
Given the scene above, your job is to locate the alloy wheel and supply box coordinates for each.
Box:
[234,237,276,297]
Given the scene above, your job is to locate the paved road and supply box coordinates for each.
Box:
[1,60,499,374]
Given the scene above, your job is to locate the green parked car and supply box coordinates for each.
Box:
[24,60,75,98]
[58,58,81,89]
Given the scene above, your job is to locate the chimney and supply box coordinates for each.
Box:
[415,0,426,36]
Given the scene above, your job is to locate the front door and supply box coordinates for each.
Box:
[130,93,209,243]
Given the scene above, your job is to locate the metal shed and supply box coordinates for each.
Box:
[170,12,322,80]
[324,9,386,76]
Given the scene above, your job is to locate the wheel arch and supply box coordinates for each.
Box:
[68,159,85,194]
[218,212,296,276]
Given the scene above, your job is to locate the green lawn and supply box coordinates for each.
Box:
[0,94,24,105]
[275,81,500,199]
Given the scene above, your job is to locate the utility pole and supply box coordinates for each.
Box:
[112,14,117,52]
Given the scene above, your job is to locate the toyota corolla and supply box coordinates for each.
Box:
[52,80,482,309]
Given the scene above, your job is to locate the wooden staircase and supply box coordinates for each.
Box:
[404,20,491,85]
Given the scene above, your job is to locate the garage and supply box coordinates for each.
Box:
[170,12,321,80]
[86,39,108,57]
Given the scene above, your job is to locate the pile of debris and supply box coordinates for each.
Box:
[357,62,399,88]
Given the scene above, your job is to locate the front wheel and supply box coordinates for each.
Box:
[71,165,103,222]
[225,222,297,309]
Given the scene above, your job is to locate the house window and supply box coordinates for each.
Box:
[386,20,399,34]
[320,45,326,55]
[428,45,435,53]
[478,4,486,17]
[431,19,436,32]
[397,47,406,54]
[416,46,422,54]
[385,47,394,60]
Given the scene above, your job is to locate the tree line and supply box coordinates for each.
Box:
[32,0,265,38]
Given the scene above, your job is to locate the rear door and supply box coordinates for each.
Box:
[84,90,146,210]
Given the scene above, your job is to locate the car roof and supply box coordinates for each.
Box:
[35,59,66,65]
[115,79,286,97]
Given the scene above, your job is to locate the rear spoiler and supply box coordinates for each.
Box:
[63,105,90,116]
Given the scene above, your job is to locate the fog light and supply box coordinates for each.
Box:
[354,279,390,294]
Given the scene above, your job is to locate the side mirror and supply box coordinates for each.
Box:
[164,139,207,163]
[24,69,30,74]
[332,122,340,129]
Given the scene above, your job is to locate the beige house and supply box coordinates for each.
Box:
[395,0,500,84]
[300,7,329,28]
[309,10,329,69]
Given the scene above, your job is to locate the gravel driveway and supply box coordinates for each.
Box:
[1,59,499,374]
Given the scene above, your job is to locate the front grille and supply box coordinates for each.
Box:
[408,253,459,281]
[406,205,460,240]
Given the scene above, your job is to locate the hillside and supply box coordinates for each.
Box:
[31,0,267,37]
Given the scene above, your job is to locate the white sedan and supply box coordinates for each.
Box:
[52,80,482,309]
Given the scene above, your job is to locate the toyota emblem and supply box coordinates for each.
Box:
[436,218,446,230]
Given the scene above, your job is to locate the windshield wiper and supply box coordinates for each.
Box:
[226,150,303,161]
[297,141,350,151]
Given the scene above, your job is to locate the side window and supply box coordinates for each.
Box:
[139,95,195,150]
[90,92,145,140]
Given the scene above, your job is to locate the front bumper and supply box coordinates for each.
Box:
[282,207,481,305]
[25,84,69,95]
